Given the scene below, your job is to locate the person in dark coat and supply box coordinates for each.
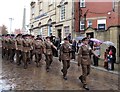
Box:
[77,40,81,53]
[108,45,116,70]
[53,37,60,57]
[71,39,76,60]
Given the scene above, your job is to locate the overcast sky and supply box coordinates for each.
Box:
[0,0,33,33]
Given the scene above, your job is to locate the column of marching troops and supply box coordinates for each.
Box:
[1,34,95,90]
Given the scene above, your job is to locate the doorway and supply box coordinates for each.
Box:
[86,32,94,49]
[57,29,62,42]
[86,32,94,38]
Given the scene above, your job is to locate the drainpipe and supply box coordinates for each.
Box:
[72,0,75,39]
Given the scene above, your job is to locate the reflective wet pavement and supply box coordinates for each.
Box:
[0,55,119,91]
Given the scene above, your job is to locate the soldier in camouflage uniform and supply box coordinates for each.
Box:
[44,36,57,72]
[16,34,23,65]
[22,34,32,69]
[33,37,45,67]
[5,34,11,60]
[9,34,16,63]
[29,35,35,63]
[1,35,6,59]
[59,37,72,80]
[77,37,98,90]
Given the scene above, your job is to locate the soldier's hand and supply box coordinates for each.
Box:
[78,63,80,66]
[59,58,61,62]
[16,48,18,50]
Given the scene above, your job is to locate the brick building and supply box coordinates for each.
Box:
[75,0,120,36]
[74,0,120,63]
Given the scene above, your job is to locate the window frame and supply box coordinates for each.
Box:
[80,20,85,30]
[80,0,85,8]
[64,26,70,37]
[39,1,43,11]
[31,6,35,15]
[60,5,65,21]
[87,20,92,27]
[49,0,54,6]
[97,19,106,30]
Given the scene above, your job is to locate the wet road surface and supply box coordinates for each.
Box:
[0,55,119,91]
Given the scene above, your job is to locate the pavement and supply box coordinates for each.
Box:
[71,60,119,75]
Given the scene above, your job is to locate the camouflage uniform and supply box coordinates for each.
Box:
[78,43,92,90]
[44,38,56,71]
[59,41,72,79]
[33,38,44,67]
[5,35,10,60]
[16,35,23,65]
[22,35,31,69]
[1,35,6,59]
[9,35,16,62]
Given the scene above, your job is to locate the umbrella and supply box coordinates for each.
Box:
[75,36,85,41]
[90,38,103,43]
[103,41,115,46]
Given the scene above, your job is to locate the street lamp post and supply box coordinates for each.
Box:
[9,18,14,34]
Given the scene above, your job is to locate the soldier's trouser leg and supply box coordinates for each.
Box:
[2,48,5,58]
[49,55,53,65]
[23,52,29,69]
[9,49,12,62]
[7,49,10,60]
[30,50,33,62]
[4,48,7,59]
[16,50,22,65]
[35,53,42,67]
[81,65,91,85]
[62,60,70,77]
[10,49,15,62]
[46,55,52,69]
[6,49,9,60]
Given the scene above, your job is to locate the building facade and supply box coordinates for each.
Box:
[30,0,74,40]
[74,0,120,63]
[75,0,120,35]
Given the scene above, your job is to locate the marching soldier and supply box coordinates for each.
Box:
[22,34,31,69]
[44,36,57,72]
[1,35,6,59]
[59,37,72,80]
[77,37,98,90]
[5,34,10,60]
[9,34,16,63]
[16,34,23,66]
[33,37,44,67]
[29,35,34,63]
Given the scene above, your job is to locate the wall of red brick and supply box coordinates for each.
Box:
[74,0,119,32]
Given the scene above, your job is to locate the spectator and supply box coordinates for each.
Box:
[71,39,76,60]
[76,40,81,53]
[104,49,109,69]
[67,33,71,41]
[93,42,101,66]
[108,46,116,70]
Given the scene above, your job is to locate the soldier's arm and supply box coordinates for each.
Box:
[59,45,64,61]
[15,40,18,50]
[51,42,57,50]
[77,46,82,66]
[43,42,47,54]
[91,49,98,57]
[33,41,35,51]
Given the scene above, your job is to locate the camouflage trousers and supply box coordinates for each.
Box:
[62,60,70,77]
[45,54,53,70]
